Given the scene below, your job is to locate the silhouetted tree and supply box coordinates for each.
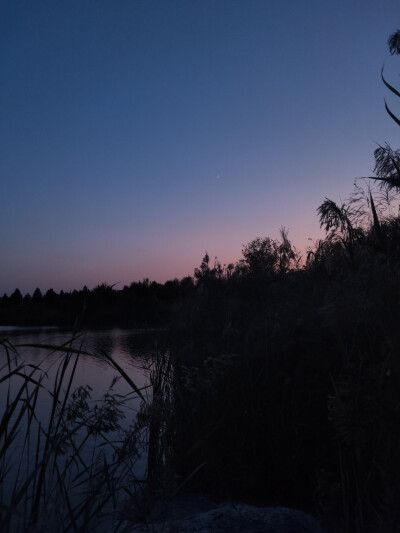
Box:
[180,276,194,291]
[44,288,57,305]
[23,293,32,305]
[194,252,211,280]
[0,294,10,308]
[32,288,43,304]
[242,236,279,275]
[9,288,23,306]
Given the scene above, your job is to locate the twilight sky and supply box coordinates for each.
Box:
[1,0,399,295]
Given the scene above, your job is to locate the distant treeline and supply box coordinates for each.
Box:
[2,29,400,533]
[0,277,196,328]
[3,180,400,533]
[163,184,400,532]
[3,152,400,531]
[4,198,400,531]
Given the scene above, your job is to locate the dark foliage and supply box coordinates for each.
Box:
[164,212,400,533]
[2,28,400,533]
[383,29,400,126]
[388,29,400,55]
[0,278,195,329]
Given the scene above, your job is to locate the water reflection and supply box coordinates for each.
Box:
[0,329,166,441]
[0,328,159,433]
[0,327,162,530]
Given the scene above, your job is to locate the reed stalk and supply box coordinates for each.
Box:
[0,337,148,532]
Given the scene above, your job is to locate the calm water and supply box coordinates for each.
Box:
[0,327,158,429]
[0,327,162,531]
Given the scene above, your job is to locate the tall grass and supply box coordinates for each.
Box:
[164,234,400,533]
[0,337,149,532]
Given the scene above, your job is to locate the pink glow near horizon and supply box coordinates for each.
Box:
[2,217,325,296]
[1,1,398,296]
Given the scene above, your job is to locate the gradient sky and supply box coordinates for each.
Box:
[1,0,399,295]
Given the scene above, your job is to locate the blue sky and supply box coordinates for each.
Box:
[1,0,399,295]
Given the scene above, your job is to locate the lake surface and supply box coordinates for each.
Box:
[1,325,159,388]
[0,327,159,432]
[0,327,163,532]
